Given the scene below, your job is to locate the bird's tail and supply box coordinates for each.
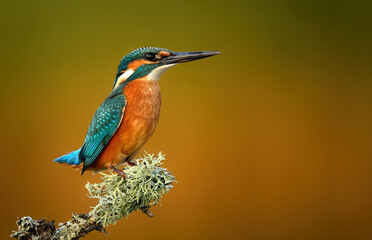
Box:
[53,148,82,166]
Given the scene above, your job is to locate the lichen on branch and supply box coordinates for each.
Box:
[86,152,175,226]
[11,152,176,240]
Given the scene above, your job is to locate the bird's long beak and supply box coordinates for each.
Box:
[162,51,220,64]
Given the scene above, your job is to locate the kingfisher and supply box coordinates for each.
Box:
[54,47,219,177]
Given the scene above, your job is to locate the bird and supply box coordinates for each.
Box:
[53,47,219,177]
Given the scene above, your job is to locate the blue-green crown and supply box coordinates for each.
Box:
[117,47,170,71]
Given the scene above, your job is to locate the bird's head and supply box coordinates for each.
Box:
[113,47,219,88]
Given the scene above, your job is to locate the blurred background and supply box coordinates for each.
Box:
[1,1,371,239]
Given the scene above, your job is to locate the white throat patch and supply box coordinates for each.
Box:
[147,64,176,81]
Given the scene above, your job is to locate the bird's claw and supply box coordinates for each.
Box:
[108,165,127,179]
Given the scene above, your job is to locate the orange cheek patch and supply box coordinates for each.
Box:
[128,59,152,69]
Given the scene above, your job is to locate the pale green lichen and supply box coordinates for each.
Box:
[10,217,55,239]
[86,152,175,227]
[53,213,106,240]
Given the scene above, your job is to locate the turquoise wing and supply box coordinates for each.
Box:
[79,86,126,174]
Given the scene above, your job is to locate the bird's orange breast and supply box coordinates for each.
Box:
[89,79,161,171]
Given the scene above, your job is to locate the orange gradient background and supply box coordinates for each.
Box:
[1,1,371,239]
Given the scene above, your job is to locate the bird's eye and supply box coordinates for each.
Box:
[145,53,156,61]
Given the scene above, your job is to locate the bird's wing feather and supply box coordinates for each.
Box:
[79,86,127,173]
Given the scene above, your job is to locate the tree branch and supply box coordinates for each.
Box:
[11,153,175,240]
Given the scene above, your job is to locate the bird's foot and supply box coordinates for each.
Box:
[140,206,154,218]
[108,165,127,179]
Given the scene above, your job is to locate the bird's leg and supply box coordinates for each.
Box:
[108,165,127,179]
